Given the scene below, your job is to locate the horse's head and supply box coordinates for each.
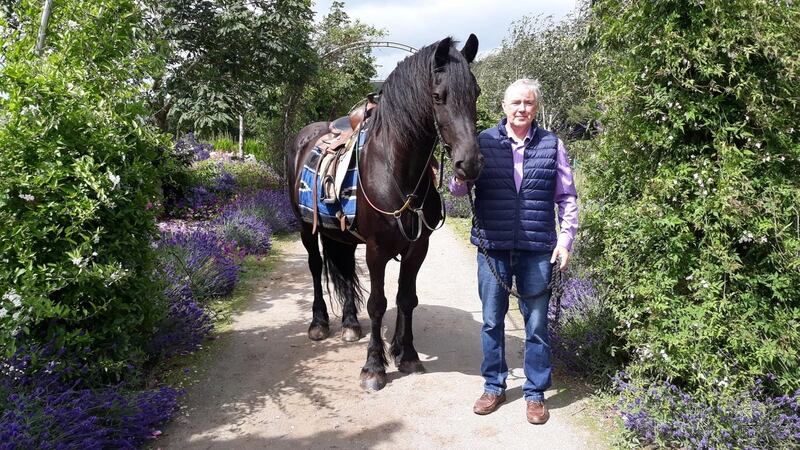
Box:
[431,34,483,182]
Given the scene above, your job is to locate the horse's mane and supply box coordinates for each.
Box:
[370,37,474,150]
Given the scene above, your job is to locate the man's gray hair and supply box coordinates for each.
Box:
[503,79,541,105]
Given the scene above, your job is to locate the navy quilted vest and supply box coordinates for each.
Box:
[470,119,558,252]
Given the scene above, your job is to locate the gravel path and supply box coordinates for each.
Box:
[156,225,608,449]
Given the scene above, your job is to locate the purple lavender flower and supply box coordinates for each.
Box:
[156,229,241,303]
[614,374,800,449]
[547,277,621,381]
[149,284,213,358]
[218,189,298,233]
[214,212,272,256]
[0,345,181,449]
[174,132,212,162]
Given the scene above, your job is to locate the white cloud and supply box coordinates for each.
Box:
[313,0,578,78]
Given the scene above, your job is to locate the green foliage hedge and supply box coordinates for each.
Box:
[0,0,167,375]
[584,0,800,394]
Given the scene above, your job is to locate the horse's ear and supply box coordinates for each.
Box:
[461,34,479,63]
[434,37,452,71]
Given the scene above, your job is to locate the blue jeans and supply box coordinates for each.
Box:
[477,249,552,402]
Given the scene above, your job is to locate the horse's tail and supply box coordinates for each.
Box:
[320,235,364,311]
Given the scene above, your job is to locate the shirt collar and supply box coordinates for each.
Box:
[505,122,537,145]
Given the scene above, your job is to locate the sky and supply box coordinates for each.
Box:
[312,0,579,80]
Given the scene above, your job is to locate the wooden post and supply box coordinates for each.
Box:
[238,114,244,159]
[35,0,54,55]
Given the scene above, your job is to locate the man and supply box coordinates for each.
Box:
[449,78,578,424]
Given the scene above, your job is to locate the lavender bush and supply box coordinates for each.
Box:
[155,230,241,303]
[174,132,212,162]
[548,277,625,383]
[214,212,272,256]
[219,189,298,234]
[443,196,471,218]
[0,345,181,449]
[615,374,800,449]
[149,283,213,358]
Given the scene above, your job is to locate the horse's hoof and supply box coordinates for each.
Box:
[308,324,330,341]
[359,370,387,392]
[397,360,426,374]
[341,325,363,342]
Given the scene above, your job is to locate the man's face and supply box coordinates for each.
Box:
[502,86,537,129]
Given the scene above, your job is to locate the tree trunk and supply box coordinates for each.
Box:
[35,0,54,55]
[238,114,244,159]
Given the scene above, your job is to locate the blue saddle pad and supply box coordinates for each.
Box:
[298,128,367,229]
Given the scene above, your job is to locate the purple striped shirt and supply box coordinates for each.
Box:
[449,127,579,251]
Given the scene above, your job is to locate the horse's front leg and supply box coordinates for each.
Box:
[391,238,428,374]
[360,244,390,391]
[300,226,329,341]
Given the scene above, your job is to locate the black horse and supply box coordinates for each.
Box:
[287,35,484,391]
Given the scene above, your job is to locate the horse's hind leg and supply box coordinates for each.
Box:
[300,225,329,340]
[320,235,363,342]
[360,244,390,391]
[390,239,428,374]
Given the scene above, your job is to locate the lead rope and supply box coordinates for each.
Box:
[467,189,565,326]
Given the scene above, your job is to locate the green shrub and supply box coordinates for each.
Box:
[190,159,279,192]
[0,0,168,374]
[585,0,800,396]
[210,134,236,152]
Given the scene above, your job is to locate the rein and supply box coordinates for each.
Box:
[354,96,450,242]
[467,188,565,324]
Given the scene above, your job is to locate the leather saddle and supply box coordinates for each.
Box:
[313,95,378,204]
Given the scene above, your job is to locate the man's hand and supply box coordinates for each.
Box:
[550,246,570,272]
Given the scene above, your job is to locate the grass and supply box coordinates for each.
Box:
[447,217,473,245]
[146,233,293,390]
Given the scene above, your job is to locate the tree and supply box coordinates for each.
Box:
[303,1,382,122]
[144,0,316,138]
[247,0,382,176]
[473,6,594,138]
[583,0,800,395]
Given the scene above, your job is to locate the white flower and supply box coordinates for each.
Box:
[0,91,9,101]
[758,236,768,244]
[93,235,100,244]
[685,274,694,280]
[71,256,83,267]
[66,20,78,28]
[18,194,34,202]
[0,308,7,318]
[20,105,39,116]
[2,290,22,308]
[107,172,120,189]
[660,349,670,360]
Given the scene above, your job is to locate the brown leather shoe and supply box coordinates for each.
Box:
[526,400,550,424]
[473,392,506,415]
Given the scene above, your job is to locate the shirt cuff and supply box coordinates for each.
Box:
[556,234,574,253]
[448,176,468,197]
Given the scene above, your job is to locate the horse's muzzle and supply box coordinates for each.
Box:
[453,153,484,182]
